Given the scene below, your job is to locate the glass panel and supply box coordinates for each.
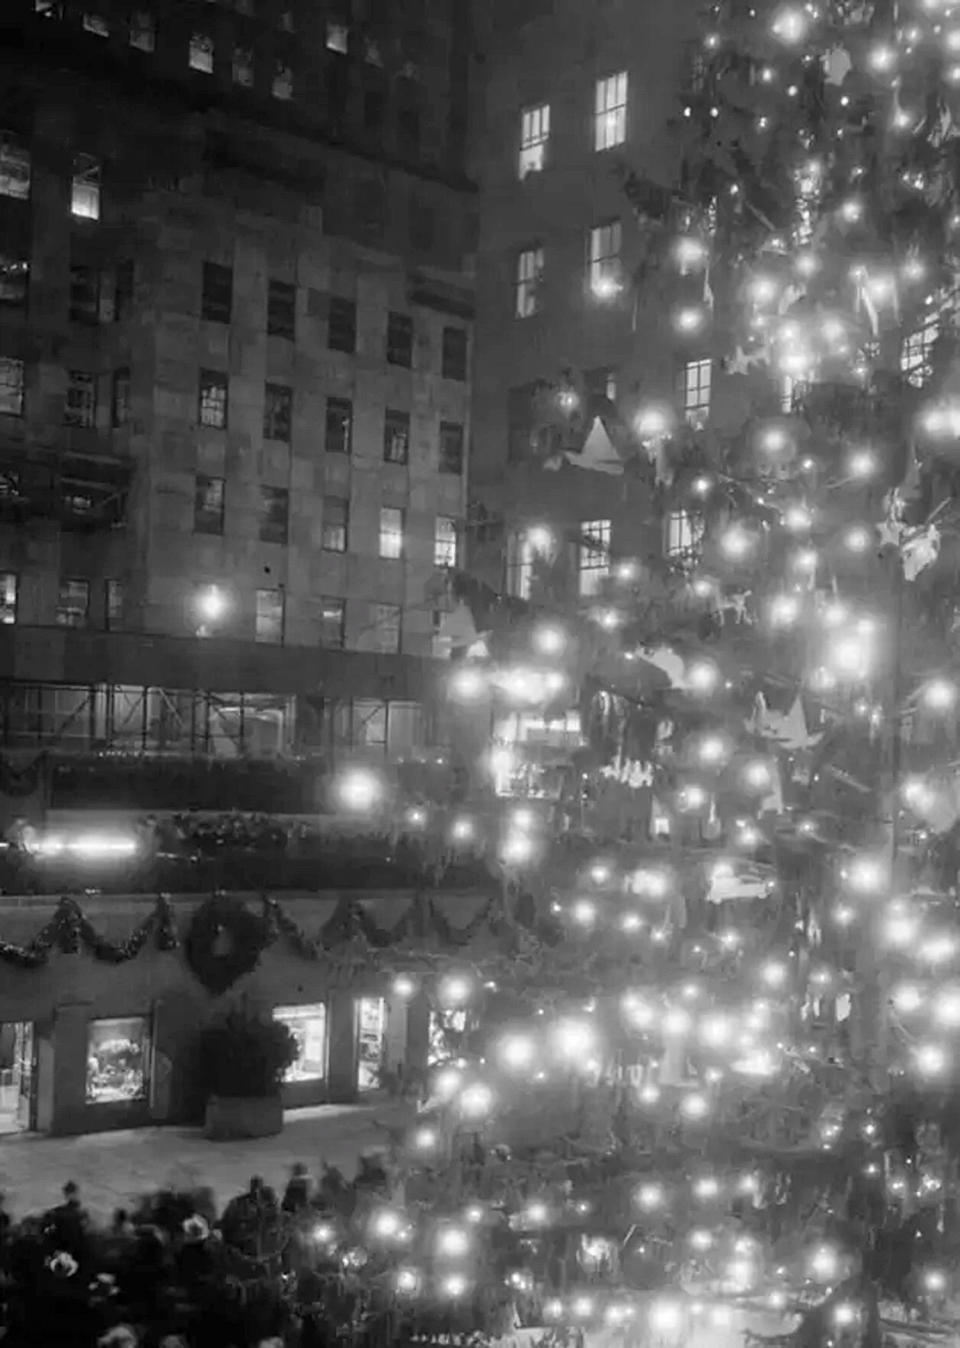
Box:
[275,1004,327,1082]
[356,997,386,1092]
[86,1017,149,1104]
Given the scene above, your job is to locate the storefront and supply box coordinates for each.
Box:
[0,1021,35,1134]
[85,1016,151,1108]
[275,1002,329,1107]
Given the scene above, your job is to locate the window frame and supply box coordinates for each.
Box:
[578,519,612,597]
[372,602,402,655]
[0,357,25,417]
[322,496,349,553]
[682,357,712,426]
[378,505,405,560]
[0,131,31,201]
[320,595,346,649]
[441,326,468,381]
[325,396,353,455]
[267,279,296,341]
[588,219,622,297]
[198,370,228,429]
[328,296,357,353]
[64,369,97,429]
[193,474,225,536]
[386,311,413,368]
[439,420,464,475]
[71,153,101,221]
[594,71,628,151]
[128,9,155,51]
[383,409,410,465]
[104,578,123,631]
[263,382,293,442]
[189,31,215,73]
[201,261,233,324]
[519,102,550,177]
[111,367,131,428]
[434,515,458,568]
[515,245,544,318]
[665,508,705,561]
[0,571,18,625]
[56,577,91,628]
[258,485,290,546]
[255,587,285,644]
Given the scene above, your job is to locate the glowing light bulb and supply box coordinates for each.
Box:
[533,623,565,656]
[772,6,808,41]
[934,988,960,1026]
[441,1274,467,1298]
[810,1245,840,1281]
[840,198,863,223]
[552,1018,596,1059]
[459,1082,494,1118]
[681,1092,709,1120]
[783,504,812,532]
[698,734,727,764]
[923,678,956,711]
[744,760,771,790]
[392,974,416,999]
[916,1043,949,1076]
[675,236,707,269]
[761,960,787,987]
[720,525,753,559]
[687,660,719,693]
[759,425,790,453]
[396,1268,419,1294]
[750,274,778,304]
[635,406,672,438]
[770,593,799,626]
[694,1176,720,1200]
[412,1126,437,1151]
[450,666,487,700]
[847,856,884,893]
[371,1210,402,1239]
[675,305,706,333]
[501,833,534,866]
[571,899,596,926]
[450,816,474,843]
[498,1033,536,1070]
[924,1269,947,1293]
[336,767,383,812]
[649,1300,683,1333]
[868,43,896,70]
[636,1182,665,1210]
[847,449,875,477]
[437,1226,470,1258]
[680,784,708,809]
[893,983,922,1013]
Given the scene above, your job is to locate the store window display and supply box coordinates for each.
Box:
[274,1004,327,1083]
[86,1017,149,1104]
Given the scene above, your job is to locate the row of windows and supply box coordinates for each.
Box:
[514,219,625,316]
[0,132,102,219]
[0,573,122,630]
[517,71,628,178]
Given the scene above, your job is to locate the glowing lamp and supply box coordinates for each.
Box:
[720,525,753,559]
[572,899,596,925]
[441,1274,467,1298]
[511,807,535,832]
[772,6,807,40]
[675,236,707,269]
[922,678,957,711]
[844,525,871,553]
[868,43,896,70]
[681,1092,709,1120]
[810,1245,840,1281]
[694,1176,720,1200]
[675,305,706,333]
[395,1268,419,1294]
[501,834,534,866]
[761,960,787,987]
[934,989,960,1026]
[649,1300,683,1334]
[312,1222,335,1244]
[680,784,708,810]
[687,660,719,694]
[572,1296,594,1319]
[635,406,672,439]
[924,1269,947,1293]
[335,768,383,813]
[412,1126,437,1151]
[459,1082,494,1119]
[698,734,728,764]
[916,1043,949,1076]
[405,807,427,828]
[744,760,771,790]
[663,1008,692,1036]
[893,983,922,1013]
[783,504,812,532]
[749,275,778,305]
[636,1182,665,1211]
[690,1228,713,1250]
[589,862,612,884]
[465,1205,484,1224]
[526,525,554,552]
[449,666,487,700]
[436,1226,470,1259]
[847,856,884,893]
[839,198,863,223]
[195,584,229,625]
[639,1083,661,1104]
[450,817,474,843]
[392,974,416,999]
[498,1033,536,1070]
[371,1210,402,1239]
[439,974,471,1006]
[533,623,566,656]
[544,1298,564,1319]
[552,1018,596,1059]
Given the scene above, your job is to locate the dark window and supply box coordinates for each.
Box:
[193,474,225,534]
[397,80,421,156]
[441,327,468,381]
[111,368,131,427]
[64,370,97,428]
[355,178,386,239]
[386,312,413,367]
[69,264,100,324]
[259,485,289,545]
[114,259,134,322]
[263,383,292,441]
[383,409,410,464]
[202,262,233,323]
[267,279,296,340]
[56,578,90,628]
[0,254,29,308]
[328,296,356,353]
[105,578,123,630]
[322,496,348,552]
[363,85,386,131]
[440,420,464,474]
[199,370,228,428]
[255,589,285,644]
[320,596,346,648]
[410,199,435,252]
[325,396,352,454]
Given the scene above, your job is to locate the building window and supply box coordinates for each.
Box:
[86,1017,149,1104]
[379,506,404,559]
[114,259,134,322]
[665,509,705,560]
[0,132,30,200]
[322,496,348,552]
[579,519,611,596]
[105,578,123,630]
[588,220,622,297]
[0,358,24,417]
[595,72,628,150]
[363,84,386,131]
[274,1004,327,1083]
[82,11,109,36]
[69,264,100,324]
[201,262,232,323]
[328,296,357,353]
[111,367,131,427]
[356,997,386,1092]
[56,577,90,628]
[198,371,228,428]
[441,326,468,381]
[372,602,401,654]
[439,421,464,475]
[506,527,552,599]
[325,397,352,454]
[435,516,458,568]
[232,46,254,86]
[682,357,712,426]
[0,573,17,625]
[519,102,550,177]
[272,60,293,100]
[386,311,413,367]
[515,246,544,318]
[263,383,293,442]
[0,254,29,307]
[326,20,349,53]
[193,474,225,535]
[267,279,296,341]
[71,154,101,221]
[64,370,96,429]
[189,32,214,72]
[129,10,155,51]
[587,367,617,403]
[383,410,410,465]
[255,588,285,644]
[320,596,346,648]
[259,486,290,545]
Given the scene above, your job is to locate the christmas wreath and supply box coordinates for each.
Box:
[185,895,267,996]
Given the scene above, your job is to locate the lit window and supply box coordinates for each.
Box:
[86,1017,149,1103]
[439,421,464,474]
[64,370,97,429]
[111,367,131,427]
[506,527,552,599]
[320,596,346,648]
[588,220,622,297]
[326,20,348,53]
[259,486,290,545]
[665,509,704,560]
[352,699,387,749]
[435,516,458,568]
[901,320,937,388]
[322,496,348,553]
[232,46,254,86]
[325,397,352,454]
[0,132,30,200]
[515,246,544,318]
[587,367,617,403]
[105,578,123,630]
[579,519,611,596]
[356,997,386,1092]
[595,72,628,151]
[379,506,404,559]
[35,1,63,15]
[272,60,293,100]
[263,383,293,442]
[372,603,401,654]
[0,358,24,417]
[274,1004,327,1083]
[682,357,712,426]
[189,32,214,73]
[129,10,155,51]
[519,102,550,177]
[82,12,108,36]
[383,410,410,465]
[193,475,224,535]
[0,572,17,625]
[71,154,101,221]
[255,588,285,644]
[56,577,90,628]
[198,370,228,428]
[0,255,29,307]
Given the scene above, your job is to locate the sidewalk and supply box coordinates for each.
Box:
[0,1101,412,1223]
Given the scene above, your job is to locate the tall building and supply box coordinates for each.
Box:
[0,0,475,812]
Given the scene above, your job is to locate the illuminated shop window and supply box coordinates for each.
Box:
[274,1003,327,1083]
[356,997,386,1092]
[86,1017,149,1104]
[428,1009,467,1066]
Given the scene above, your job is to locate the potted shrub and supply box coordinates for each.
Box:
[197,1009,298,1140]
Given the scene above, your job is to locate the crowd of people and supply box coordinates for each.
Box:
[0,1157,404,1348]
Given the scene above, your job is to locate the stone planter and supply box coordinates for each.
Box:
[204,1094,283,1140]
